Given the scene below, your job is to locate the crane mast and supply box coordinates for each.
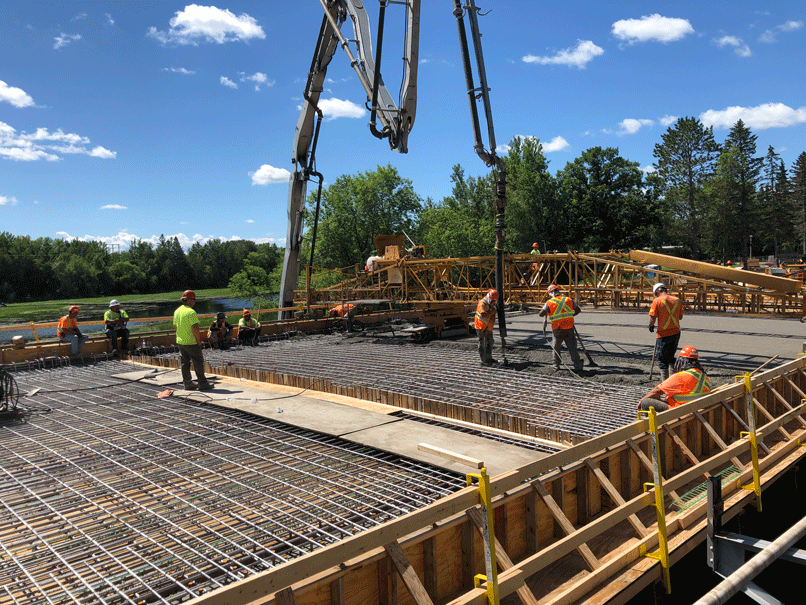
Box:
[279,0,506,347]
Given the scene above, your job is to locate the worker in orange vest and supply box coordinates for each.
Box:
[648,283,684,381]
[639,346,710,412]
[539,284,582,372]
[58,305,88,355]
[474,288,499,366]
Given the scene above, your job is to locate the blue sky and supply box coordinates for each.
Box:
[1,2,804,251]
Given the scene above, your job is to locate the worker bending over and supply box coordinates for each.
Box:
[648,283,684,380]
[539,284,582,372]
[639,346,710,412]
[238,309,261,346]
[475,288,498,366]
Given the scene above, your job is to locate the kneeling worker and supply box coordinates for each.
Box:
[238,309,261,345]
[208,312,233,349]
[638,346,710,412]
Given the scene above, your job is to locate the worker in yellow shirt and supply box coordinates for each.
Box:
[173,290,213,391]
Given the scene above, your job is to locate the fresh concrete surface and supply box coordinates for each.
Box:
[117,367,545,477]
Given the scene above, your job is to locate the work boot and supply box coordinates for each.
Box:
[183,383,197,391]
[197,382,214,391]
[661,367,670,381]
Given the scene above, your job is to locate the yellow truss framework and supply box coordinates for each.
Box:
[297,250,806,316]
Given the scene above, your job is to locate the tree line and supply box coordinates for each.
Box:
[305,118,806,272]
[0,234,283,302]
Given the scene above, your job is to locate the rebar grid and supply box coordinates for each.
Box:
[0,362,466,605]
[171,335,646,439]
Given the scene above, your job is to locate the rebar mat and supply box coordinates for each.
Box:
[167,335,647,439]
[0,361,466,605]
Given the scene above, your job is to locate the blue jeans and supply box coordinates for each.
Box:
[656,332,680,369]
[60,333,89,355]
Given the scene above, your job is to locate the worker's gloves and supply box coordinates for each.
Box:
[648,325,655,333]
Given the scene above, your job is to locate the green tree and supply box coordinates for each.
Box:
[791,152,806,257]
[724,120,762,266]
[556,147,658,252]
[653,117,721,259]
[307,164,422,268]
[702,146,742,261]
[109,261,148,294]
[503,136,558,252]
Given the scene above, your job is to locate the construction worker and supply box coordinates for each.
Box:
[539,284,582,372]
[638,346,710,412]
[530,242,541,255]
[648,283,683,381]
[58,305,88,355]
[328,303,355,318]
[475,288,498,366]
[104,299,129,356]
[173,290,213,391]
[238,309,261,345]
[208,312,233,349]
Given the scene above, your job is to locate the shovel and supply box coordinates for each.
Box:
[573,326,598,367]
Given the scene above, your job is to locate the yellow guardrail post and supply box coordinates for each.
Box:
[737,372,762,512]
[467,467,499,605]
[638,406,671,594]
[29,322,40,343]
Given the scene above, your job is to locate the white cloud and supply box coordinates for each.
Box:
[0,195,19,206]
[612,14,694,45]
[641,165,656,174]
[250,164,291,185]
[220,76,238,89]
[53,33,81,50]
[163,67,196,75]
[0,121,116,162]
[700,102,806,130]
[315,98,366,120]
[659,114,679,127]
[100,204,127,210]
[238,71,274,91]
[543,136,570,152]
[618,118,654,135]
[714,35,751,57]
[57,230,284,249]
[522,40,604,68]
[245,219,255,223]
[759,20,803,43]
[147,4,265,46]
[0,81,35,108]
[106,13,115,25]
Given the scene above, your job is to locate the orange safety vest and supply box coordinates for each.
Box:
[474,298,496,332]
[546,295,575,330]
[650,294,682,338]
[330,304,354,318]
[662,368,711,407]
[57,315,77,338]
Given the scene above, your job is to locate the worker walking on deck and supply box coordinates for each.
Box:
[539,284,583,372]
[648,283,684,381]
[638,346,710,412]
[173,290,213,391]
[475,288,498,366]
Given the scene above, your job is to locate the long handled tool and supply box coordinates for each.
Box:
[573,326,598,367]
[649,337,659,381]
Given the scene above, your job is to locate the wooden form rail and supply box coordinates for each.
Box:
[189,357,806,605]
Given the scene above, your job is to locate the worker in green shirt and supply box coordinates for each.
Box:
[173,290,213,391]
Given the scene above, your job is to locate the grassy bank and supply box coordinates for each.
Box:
[0,288,233,325]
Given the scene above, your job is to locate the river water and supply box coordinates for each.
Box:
[1,296,278,344]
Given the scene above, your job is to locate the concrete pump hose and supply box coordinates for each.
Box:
[693,512,806,605]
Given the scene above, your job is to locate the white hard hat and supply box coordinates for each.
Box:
[652,283,666,294]
[109,299,120,307]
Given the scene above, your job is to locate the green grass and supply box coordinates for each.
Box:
[0,288,233,325]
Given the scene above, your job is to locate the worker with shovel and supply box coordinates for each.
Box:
[648,283,683,381]
[539,284,583,372]
[475,288,499,367]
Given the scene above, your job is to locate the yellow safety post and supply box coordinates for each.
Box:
[29,321,40,343]
[467,467,499,605]
[638,406,671,594]
[737,372,762,512]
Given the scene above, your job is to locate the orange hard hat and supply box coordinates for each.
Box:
[68,305,79,313]
[679,346,699,359]
[242,308,251,316]
[532,242,539,248]
[181,290,196,300]
[487,288,499,301]
[726,260,732,265]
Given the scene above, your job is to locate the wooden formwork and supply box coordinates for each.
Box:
[189,357,806,605]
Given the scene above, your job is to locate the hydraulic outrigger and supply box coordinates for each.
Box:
[279,0,508,352]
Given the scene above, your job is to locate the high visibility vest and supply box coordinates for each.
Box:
[660,298,681,331]
[665,369,711,407]
[474,299,496,331]
[547,296,575,330]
